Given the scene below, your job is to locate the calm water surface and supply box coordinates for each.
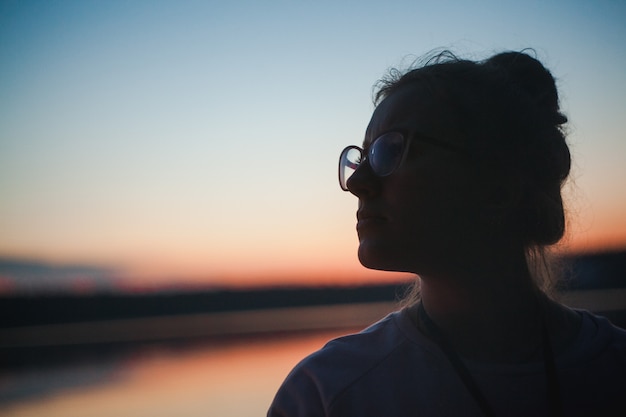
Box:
[0,329,355,417]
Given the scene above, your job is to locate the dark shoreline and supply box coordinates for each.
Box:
[0,249,624,370]
[1,249,625,329]
[0,283,410,328]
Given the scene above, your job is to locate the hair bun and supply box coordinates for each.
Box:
[486,52,563,121]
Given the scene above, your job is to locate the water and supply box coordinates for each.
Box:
[0,329,354,417]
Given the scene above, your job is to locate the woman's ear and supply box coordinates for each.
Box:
[479,174,525,240]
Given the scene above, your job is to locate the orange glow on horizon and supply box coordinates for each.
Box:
[79,228,626,291]
[1,215,624,292]
[113,255,416,291]
[563,205,626,254]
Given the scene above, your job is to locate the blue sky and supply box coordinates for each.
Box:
[1,0,625,290]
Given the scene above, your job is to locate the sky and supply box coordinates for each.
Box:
[1,0,625,292]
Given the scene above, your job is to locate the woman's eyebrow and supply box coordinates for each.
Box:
[364,128,408,146]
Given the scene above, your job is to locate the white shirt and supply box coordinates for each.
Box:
[268,308,626,417]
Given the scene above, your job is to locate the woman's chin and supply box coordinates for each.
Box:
[357,243,405,272]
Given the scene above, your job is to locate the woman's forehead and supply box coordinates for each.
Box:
[364,84,450,147]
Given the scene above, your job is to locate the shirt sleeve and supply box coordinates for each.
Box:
[267,365,327,417]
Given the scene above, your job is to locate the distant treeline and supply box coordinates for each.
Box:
[0,283,410,328]
[1,249,624,328]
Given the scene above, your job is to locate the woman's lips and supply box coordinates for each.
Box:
[356,211,387,230]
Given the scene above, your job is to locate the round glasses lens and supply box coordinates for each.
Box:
[339,146,362,190]
[369,132,405,176]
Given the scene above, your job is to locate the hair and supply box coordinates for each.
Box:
[375,50,571,302]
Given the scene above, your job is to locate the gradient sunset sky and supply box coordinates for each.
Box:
[1,0,625,290]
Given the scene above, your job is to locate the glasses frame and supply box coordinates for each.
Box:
[338,130,468,191]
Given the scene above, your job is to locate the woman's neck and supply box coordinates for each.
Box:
[416,257,550,362]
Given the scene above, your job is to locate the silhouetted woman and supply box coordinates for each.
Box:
[268,51,626,417]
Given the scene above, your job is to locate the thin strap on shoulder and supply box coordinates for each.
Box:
[417,302,564,417]
[542,316,564,417]
[417,303,497,417]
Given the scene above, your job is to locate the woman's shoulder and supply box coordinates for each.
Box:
[562,310,626,365]
[268,309,426,416]
[290,309,411,383]
[578,310,626,343]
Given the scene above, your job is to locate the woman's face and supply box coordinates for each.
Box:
[347,84,491,275]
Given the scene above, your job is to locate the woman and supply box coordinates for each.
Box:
[268,51,626,417]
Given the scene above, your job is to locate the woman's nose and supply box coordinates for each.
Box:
[346,161,380,198]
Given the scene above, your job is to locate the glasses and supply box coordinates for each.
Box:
[338,131,466,191]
